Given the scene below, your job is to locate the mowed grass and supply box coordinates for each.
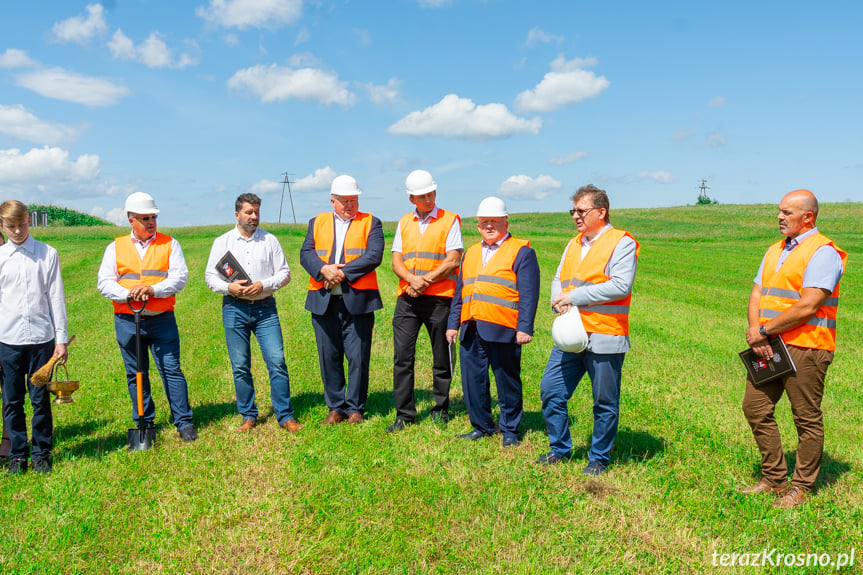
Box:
[1,203,861,574]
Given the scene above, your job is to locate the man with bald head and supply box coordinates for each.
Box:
[741,189,846,509]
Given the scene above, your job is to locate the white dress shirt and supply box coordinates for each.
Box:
[205,225,291,299]
[97,231,188,303]
[0,234,68,345]
[390,206,464,253]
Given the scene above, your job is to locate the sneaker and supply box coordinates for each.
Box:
[178,426,198,443]
[582,461,607,476]
[386,417,411,433]
[32,455,53,474]
[430,411,449,425]
[7,456,27,475]
[536,451,571,465]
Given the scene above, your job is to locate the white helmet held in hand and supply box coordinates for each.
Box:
[476,196,508,217]
[125,192,160,215]
[330,174,362,196]
[552,307,589,353]
[405,169,436,196]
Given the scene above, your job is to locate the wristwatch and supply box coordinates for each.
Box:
[759,325,768,338]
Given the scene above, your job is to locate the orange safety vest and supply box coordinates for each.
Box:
[113,233,175,314]
[459,236,529,329]
[396,209,460,297]
[560,228,639,336]
[307,212,379,291]
[759,233,846,351]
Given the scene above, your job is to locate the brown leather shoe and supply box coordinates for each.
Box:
[323,410,346,425]
[347,412,363,425]
[773,485,808,509]
[740,479,787,495]
[236,418,257,433]
[280,419,302,432]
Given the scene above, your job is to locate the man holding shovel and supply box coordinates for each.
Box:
[0,200,69,474]
[97,192,197,446]
[205,193,301,433]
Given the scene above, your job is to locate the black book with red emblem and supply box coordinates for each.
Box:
[739,336,797,387]
[215,251,250,283]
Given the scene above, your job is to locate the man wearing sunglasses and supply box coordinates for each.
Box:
[97,192,197,445]
[537,185,639,475]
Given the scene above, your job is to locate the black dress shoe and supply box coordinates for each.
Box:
[502,436,520,448]
[32,455,53,474]
[7,456,27,475]
[386,418,411,433]
[430,411,449,425]
[536,451,571,465]
[456,429,488,440]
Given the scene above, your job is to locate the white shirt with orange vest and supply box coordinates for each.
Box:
[97,231,188,305]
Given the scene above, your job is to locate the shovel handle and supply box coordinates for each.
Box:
[126,299,147,314]
[136,372,144,418]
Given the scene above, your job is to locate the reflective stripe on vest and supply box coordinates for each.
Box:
[113,233,175,314]
[459,237,529,329]
[396,209,460,297]
[758,233,846,350]
[307,212,379,292]
[560,228,639,336]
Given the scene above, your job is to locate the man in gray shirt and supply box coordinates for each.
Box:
[537,185,639,475]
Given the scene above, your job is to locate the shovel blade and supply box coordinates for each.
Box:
[126,426,157,452]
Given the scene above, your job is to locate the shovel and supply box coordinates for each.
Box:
[126,299,156,452]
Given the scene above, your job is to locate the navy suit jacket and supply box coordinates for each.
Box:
[447,237,540,344]
[300,213,384,316]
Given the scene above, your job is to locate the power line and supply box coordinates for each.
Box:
[279,172,296,224]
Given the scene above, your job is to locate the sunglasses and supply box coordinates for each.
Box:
[132,215,158,222]
[569,207,596,218]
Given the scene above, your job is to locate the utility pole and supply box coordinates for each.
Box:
[278,172,296,224]
[697,179,711,204]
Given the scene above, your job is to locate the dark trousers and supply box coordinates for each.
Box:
[0,340,54,460]
[742,345,833,491]
[459,323,523,439]
[1,393,10,458]
[311,297,375,415]
[392,295,452,422]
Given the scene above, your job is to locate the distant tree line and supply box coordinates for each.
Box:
[27,204,114,227]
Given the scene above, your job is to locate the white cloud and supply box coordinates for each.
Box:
[364,78,400,106]
[515,55,609,113]
[355,28,371,46]
[389,94,542,139]
[0,146,100,184]
[671,128,695,142]
[0,49,36,69]
[416,0,451,7]
[287,53,319,67]
[91,205,127,225]
[249,179,281,194]
[550,151,587,165]
[705,133,726,148]
[497,174,562,200]
[197,0,303,30]
[0,105,79,145]
[108,30,199,69]
[708,96,726,107]
[15,68,130,107]
[294,27,310,46]
[525,27,563,47]
[294,166,337,191]
[225,33,240,47]
[228,64,355,107]
[623,171,675,184]
[51,4,108,45]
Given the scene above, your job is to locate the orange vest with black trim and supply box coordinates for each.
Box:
[459,236,529,329]
[560,228,639,336]
[759,233,846,351]
[113,233,175,314]
[307,212,379,291]
[396,209,460,297]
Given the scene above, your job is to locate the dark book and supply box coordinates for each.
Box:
[739,336,797,387]
[215,251,250,283]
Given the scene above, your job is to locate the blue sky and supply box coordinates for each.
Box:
[1,1,861,227]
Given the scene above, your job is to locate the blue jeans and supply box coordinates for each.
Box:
[222,297,294,424]
[114,312,194,430]
[540,346,625,464]
[0,340,54,460]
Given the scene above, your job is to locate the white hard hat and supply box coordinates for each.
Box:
[476,196,508,217]
[125,192,160,215]
[405,169,436,196]
[330,174,362,196]
[552,307,589,353]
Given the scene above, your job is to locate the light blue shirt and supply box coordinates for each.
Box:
[754,227,844,292]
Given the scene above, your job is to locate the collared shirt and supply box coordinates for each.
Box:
[550,224,639,354]
[390,205,464,253]
[97,231,188,302]
[330,212,356,295]
[204,225,291,299]
[754,227,844,291]
[0,234,68,345]
[481,233,510,265]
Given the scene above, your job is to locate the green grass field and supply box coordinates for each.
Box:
[2,203,861,574]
